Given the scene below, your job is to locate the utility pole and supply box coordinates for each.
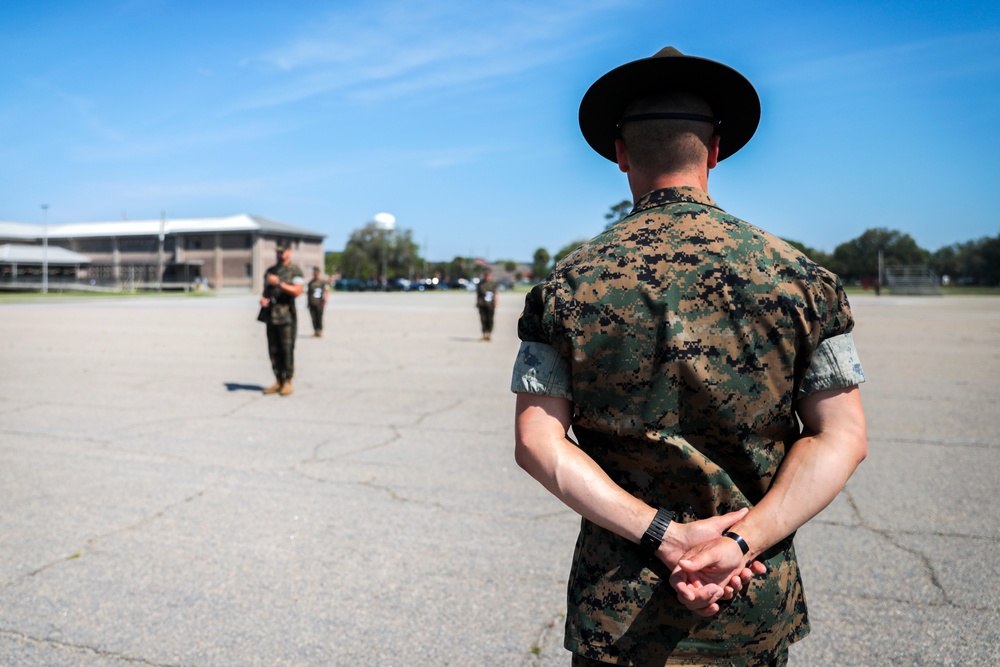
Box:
[158,210,166,293]
[41,204,49,294]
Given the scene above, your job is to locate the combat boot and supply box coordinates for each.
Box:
[262,379,283,395]
[279,380,294,396]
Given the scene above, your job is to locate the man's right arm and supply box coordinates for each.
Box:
[670,385,867,615]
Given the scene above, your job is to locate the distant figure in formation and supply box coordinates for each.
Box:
[510,46,868,666]
[260,241,304,396]
[476,269,498,341]
[307,266,329,337]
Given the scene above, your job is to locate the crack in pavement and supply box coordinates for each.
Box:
[840,489,953,607]
[0,476,229,591]
[304,425,403,464]
[0,628,175,666]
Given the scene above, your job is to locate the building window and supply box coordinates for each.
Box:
[245,263,253,277]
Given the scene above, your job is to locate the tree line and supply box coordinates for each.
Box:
[532,201,1000,286]
[325,210,1000,287]
[323,221,519,284]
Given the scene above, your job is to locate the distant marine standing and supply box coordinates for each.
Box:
[476,269,499,341]
[307,266,329,337]
[260,241,304,396]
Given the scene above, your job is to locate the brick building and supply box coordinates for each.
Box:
[0,214,325,292]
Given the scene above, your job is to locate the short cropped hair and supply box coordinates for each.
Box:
[620,92,715,174]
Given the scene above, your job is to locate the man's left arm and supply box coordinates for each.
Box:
[516,392,760,582]
[280,269,304,298]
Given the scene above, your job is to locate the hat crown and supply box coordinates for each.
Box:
[651,46,684,58]
[578,46,760,162]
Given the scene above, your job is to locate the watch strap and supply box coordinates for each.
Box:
[723,531,750,555]
[639,508,674,560]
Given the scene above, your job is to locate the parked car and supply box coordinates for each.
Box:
[334,278,369,292]
[408,278,440,292]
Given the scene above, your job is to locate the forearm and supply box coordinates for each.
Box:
[516,425,655,545]
[729,388,867,560]
[280,282,303,298]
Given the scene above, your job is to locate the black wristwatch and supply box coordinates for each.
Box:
[723,531,750,555]
[639,508,674,560]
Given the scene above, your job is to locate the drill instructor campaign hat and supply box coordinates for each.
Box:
[579,46,760,162]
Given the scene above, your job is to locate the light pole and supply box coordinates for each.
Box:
[373,212,396,291]
[41,204,49,294]
[158,211,166,293]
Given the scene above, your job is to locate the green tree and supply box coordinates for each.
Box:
[827,228,929,282]
[341,223,423,281]
[782,239,831,266]
[443,256,478,281]
[324,251,342,276]
[531,247,550,281]
[932,234,1000,285]
[604,199,633,229]
[554,239,590,264]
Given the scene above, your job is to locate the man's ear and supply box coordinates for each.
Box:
[708,135,721,170]
[615,138,630,174]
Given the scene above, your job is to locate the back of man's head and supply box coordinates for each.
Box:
[620,92,715,175]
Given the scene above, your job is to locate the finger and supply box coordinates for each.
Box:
[692,603,720,617]
[717,506,749,528]
[677,552,717,573]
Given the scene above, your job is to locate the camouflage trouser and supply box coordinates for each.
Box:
[266,319,296,381]
[478,305,495,334]
[570,647,788,667]
[308,303,324,333]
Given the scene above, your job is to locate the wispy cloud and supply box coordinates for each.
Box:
[766,29,1000,87]
[70,121,293,163]
[237,0,619,110]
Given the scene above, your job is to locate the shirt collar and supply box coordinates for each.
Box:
[631,187,719,215]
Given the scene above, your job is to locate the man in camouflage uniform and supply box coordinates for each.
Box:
[307,266,329,337]
[261,241,304,396]
[511,47,868,667]
[476,269,499,341]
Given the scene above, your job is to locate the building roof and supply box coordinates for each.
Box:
[0,244,92,265]
[0,221,45,240]
[0,214,325,241]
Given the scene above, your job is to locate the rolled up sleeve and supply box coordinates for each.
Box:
[510,341,573,399]
[799,332,867,397]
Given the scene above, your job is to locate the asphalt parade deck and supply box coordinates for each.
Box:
[1,291,997,666]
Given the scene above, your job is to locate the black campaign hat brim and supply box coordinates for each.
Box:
[578,49,760,162]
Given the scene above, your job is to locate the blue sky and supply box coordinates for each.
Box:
[2,0,998,262]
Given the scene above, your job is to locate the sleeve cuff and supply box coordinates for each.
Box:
[510,341,573,399]
[799,332,867,397]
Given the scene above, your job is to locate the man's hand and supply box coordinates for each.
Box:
[266,274,280,286]
[669,536,767,616]
[656,508,747,570]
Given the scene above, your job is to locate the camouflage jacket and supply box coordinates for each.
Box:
[307,277,328,306]
[477,279,499,309]
[515,187,863,666]
[263,263,304,326]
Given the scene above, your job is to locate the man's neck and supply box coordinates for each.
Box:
[628,170,708,201]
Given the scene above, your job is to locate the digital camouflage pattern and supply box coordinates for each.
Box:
[517,186,857,666]
[263,262,303,381]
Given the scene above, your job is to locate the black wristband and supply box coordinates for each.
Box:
[723,531,750,555]
[639,508,674,560]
